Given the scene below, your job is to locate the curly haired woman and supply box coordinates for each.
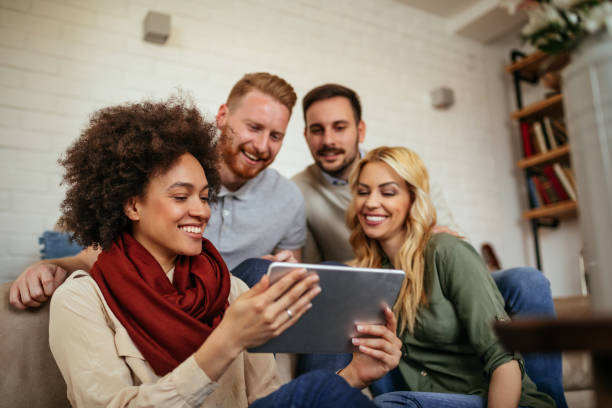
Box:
[49,97,401,408]
[346,146,555,408]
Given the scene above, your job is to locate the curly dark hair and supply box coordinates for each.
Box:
[58,96,220,250]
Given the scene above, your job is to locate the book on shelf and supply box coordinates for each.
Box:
[551,118,568,146]
[543,165,570,201]
[532,175,552,205]
[532,121,548,153]
[520,122,533,157]
[554,163,577,201]
[538,120,553,150]
[527,176,542,208]
[542,117,558,149]
[541,175,561,203]
[562,165,577,191]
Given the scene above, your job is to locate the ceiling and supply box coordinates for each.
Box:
[395,0,484,18]
[395,0,527,44]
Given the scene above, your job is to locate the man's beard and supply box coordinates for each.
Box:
[219,127,270,181]
[315,143,360,179]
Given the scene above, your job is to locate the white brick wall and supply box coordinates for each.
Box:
[0,0,581,295]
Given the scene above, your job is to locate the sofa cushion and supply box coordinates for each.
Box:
[565,389,596,408]
[563,351,594,391]
[0,282,69,407]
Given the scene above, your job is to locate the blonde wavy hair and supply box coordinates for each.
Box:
[347,146,437,335]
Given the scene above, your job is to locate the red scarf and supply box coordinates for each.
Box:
[90,232,230,376]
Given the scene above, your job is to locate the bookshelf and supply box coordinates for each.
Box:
[507,50,577,271]
[517,145,570,169]
[523,200,577,220]
[506,51,570,79]
[511,94,564,120]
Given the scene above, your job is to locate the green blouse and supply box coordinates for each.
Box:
[394,233,555,407]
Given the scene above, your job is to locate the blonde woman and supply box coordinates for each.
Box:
[347,146,554,408]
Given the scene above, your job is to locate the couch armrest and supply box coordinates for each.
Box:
[0,282,70,407]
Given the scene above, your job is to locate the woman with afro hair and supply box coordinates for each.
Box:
[48,96,400,408]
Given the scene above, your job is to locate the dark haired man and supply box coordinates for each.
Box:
[292,83,567,408]
[10,73,306,308]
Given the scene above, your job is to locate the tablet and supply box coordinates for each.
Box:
[248,262,405,353]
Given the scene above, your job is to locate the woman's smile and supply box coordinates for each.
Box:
[178,224,204,237]
[361,214,389,226]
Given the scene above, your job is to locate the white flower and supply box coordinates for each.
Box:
[503,0,612,51]
[582,3,612,33]
[545,4,566,24]
[522,5,565,36]
[566,11,579,25]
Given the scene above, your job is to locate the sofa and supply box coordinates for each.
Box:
[0,281,70,407]
[0,278,597,408]
[553,295,596,408]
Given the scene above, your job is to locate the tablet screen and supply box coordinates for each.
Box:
[248,262,404,353]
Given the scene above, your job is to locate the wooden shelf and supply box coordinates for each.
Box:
[506,51,548,75]
[517,144,571,169]
[506,52,570,77]
[522,200,577,220]
[512,93,564,120]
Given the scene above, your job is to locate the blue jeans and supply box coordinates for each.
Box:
[372,391,538,408]
[231,257,272,288]
[251,369,376,407]
[232,261,566,408]
[373,391,486,408]
[492,267,567,408]
[38,231,84,259]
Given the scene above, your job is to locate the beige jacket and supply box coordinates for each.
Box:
[49,272,281,408]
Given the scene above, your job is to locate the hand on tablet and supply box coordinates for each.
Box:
[338,307,402,389]
[215,267,321,351]
[194,268,320,382]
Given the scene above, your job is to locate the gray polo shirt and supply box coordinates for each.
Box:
[204,167,307,270]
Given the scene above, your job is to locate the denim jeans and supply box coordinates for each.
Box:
[38,231,84,259]
[372,391,486,408]
[372,391,538,408]
[492,267,567,408]
[250,369,376,408]
[231,257,272,288]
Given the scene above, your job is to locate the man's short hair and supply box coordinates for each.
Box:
[226,72,297,113]
[302,83,362,124]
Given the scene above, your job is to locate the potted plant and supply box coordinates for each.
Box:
[502,0,611,53]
